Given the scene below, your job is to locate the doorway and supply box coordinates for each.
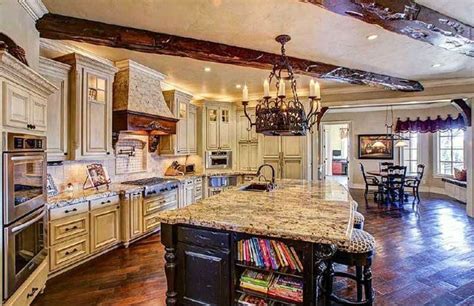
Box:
[321,122,351,187]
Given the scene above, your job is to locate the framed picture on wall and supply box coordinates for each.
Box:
[358,134,394,160]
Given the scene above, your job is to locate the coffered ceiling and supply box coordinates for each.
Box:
[41,0,474,101]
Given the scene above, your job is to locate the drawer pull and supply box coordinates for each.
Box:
[27,287,39,298]
[65,225,78,232]
[65,248,78,256]
[64,208,77,214]
[101,200,112,205]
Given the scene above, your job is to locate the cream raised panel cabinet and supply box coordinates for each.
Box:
[160,90,197,155]
[90,204,121,253]
[237,109,258,171]
[0,50,56,136]
[121,191,144,246]
[206,103,233,151]
[39,57,71,161]
[55,53,117,160]
[260,135,306,179]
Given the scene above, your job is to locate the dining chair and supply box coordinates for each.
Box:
[360,163,382,202]
[383,166,407,206]
[379,162,394,172]
[404,164,425,203]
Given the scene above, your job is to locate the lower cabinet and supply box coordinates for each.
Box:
[3,259,49,306]
[129,192,143,239]
[90,204,121,252]
[50,235,90,272]
[177,241,230,305]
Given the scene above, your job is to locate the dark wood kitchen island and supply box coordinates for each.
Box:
[157,179,356,306]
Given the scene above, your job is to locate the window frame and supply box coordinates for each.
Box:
[434,129,465,178]
[399,132,419,175]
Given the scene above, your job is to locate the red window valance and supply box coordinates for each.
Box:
[395,113,466,134]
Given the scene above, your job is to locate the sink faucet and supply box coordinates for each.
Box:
[256,164,276,186]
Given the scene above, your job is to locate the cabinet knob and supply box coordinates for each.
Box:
[64,152,68,156]
[32,125,36,129]
[106,152,111,155]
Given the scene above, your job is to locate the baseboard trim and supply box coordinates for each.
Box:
[349,183,446,195]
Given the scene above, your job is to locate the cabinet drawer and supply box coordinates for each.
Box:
[143,191,178,216]
[143,212,162,232]
[178,226,229,250]
[50,234,90,271]
[49,201,89,221]
[49,212,89,246]
[3,260,48,306]
[90,195,120,210]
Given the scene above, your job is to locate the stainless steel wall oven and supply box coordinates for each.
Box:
[2,132,47,300]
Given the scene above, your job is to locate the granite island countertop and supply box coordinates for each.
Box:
[47,183,143,209]
[157,179,356,247]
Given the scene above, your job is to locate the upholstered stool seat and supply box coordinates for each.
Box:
[321,229,376,305]
[353,211,365,229]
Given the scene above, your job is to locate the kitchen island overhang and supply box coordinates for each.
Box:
[158,179,357,305]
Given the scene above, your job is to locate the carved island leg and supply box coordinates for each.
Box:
[314,243,337,306]
[161,223,178,305]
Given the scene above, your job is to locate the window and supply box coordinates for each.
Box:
[436,129,464,176]
[400,132,418,175]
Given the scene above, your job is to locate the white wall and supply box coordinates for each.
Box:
[0,0,41,70]
[322,104,458,192]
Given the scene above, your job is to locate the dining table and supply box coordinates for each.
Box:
[367,171,416,179]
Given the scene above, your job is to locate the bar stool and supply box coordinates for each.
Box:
[323,229,376,305]
[353,211,365,229]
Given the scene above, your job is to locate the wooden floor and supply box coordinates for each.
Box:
[33,190,474,306]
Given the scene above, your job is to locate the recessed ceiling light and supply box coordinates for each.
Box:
[204,67,211,72]
[366,34,378,40]
[431,63,442,68]
[235,84,242,89]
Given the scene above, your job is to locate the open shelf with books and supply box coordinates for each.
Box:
[233,234,308,305]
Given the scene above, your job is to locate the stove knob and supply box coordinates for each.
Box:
[160,188,166,192]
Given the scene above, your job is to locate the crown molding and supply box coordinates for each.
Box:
[40,38,115,66]
[54,52,118,76]
[115,59,166,81]
[18,0,48,21]
[0,51,57,96]
[39,56,71,78]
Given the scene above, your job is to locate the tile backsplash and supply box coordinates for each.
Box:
[48,134,202,192]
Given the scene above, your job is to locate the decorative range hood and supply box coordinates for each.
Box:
[112,60,178,151]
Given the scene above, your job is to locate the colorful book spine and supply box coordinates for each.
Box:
[279,242,295,270]
[266,239,279,270]
[259,239,271,268]
[290,246,303,272]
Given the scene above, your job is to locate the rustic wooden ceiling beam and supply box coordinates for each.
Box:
[302,0,474,57]
[36,13,423,92]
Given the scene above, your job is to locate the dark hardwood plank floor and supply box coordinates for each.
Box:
[33,190,474,306]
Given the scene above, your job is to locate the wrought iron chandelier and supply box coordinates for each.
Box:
[373,106,408,148]
[241,35,323,136]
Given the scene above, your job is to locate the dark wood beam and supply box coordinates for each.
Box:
[451,99,472,127]
[302,0,474,57]
[36,13,423,92]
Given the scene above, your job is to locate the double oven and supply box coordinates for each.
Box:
[2,133,47,301]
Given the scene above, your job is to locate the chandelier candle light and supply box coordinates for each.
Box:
[241,34,325,136]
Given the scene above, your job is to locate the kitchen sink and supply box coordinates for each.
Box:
[240,183,274,192]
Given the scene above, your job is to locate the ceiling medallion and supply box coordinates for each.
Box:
[241,34,323,136]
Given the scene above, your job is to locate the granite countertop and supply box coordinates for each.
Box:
[47,183,143,209]
[164,170,257,181]
[157,179,355,247]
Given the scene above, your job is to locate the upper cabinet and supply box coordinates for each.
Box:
[55,53,117,160]
[160,90,197,155]
[237,110,257,143]
[39,57,71,162]
[205,103,233,151]
[0,51,56,135]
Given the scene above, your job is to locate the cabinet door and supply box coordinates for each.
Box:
[282,159,303,179]
[249,142,259,171]
[45,76,68,161]
[261,158,281,179]
[239,143,249,170]
[262,136,280,159]
[219,107,231,149]
[177,242,230,305]
[129,193,143,239]
[249,113,258,142]
[185,186,194,206]
[207,107,219,150]
[177,99,188,153]
[90,204,120,252]
[30,95,47,132]
[237,112,250,142]
[187,105,197,154]
[282,136,303,158]
[83,71,111,157]
[3,82,30,129]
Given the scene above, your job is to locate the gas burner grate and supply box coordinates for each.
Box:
[122,177,169,186]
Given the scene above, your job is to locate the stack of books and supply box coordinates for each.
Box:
[237,238,303,272]
[237,293,268,306]
[268,275,304,303]
[239,269,273,294]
